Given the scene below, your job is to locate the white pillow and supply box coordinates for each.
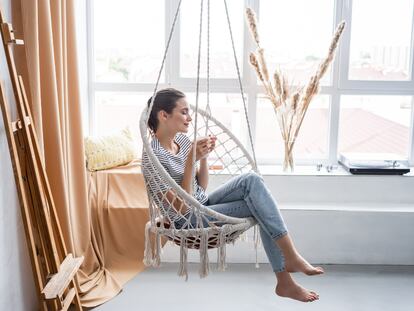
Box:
[84,127,139,171]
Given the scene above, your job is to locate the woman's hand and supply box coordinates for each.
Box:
[208,135,217,153]
[190,135,217,161]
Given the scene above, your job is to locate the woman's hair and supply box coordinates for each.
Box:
[147,88,186,132]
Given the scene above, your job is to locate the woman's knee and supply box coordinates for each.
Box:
[242,171,263,184]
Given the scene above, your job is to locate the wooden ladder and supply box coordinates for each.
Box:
[0,8,84,311]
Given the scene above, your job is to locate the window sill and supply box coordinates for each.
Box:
[257,164,414,177]
[209,165,414,204]
[280,202,414,212]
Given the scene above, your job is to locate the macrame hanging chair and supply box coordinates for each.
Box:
[140,0,261,279]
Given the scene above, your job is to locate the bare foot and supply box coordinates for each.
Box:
[276,282,319,302]
[285,255,324,275]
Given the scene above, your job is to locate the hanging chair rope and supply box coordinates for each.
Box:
[146,0,183,125]
[223,0,261,253]
[141,0,261,279]
[190,0,204,200]
[204,0,211,136]
[223,0,258,170]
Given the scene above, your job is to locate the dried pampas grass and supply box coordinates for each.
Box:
[245,7,345,171]
[245,7,260,46]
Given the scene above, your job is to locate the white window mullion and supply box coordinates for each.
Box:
[166,0,181,87]
[411,7,414,82]
[409,97,414,165]
[243,0,259,157]
[409,8,414,165]
[173,0,198,87]
[338,89,414,96]
[327,0,346,165]
[338,0,352,91]
[171,78,246,90]
[328,93,341,165]
[86,0,96,136]
[94,83,171,93]
[164,0,172,85]
[342,80,414,92]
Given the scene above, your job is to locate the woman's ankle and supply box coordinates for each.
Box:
[275,234,299,259]
[275,270,293,284]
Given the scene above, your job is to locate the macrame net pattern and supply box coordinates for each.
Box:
[140,105,258,279]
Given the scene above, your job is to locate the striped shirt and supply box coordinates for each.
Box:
[142,133,209,220]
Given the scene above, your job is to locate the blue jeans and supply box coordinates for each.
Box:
[176,172,288,272]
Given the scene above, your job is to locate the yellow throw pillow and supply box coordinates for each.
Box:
[84,128,139,171]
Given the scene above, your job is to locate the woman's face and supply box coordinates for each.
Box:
[162,97,192,133]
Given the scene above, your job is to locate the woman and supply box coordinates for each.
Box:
[143,88,324,302]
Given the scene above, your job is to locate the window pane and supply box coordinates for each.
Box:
[349,0,414,81]
[185,92,248,166]
[256,94,330,161]
[338,96,412,158]
[93,0,164,83]
[180,0,244,78]
[259,0,335,86]
[185,93,247,143]
[95,92,150,151]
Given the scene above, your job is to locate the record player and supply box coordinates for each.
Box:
[338,153,411,175]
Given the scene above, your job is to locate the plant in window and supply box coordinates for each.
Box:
[245,8,345,171]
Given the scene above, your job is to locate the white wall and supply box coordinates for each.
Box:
[161,173,414,265]
[0,0,37,309]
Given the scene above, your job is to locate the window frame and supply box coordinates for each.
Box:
[86,0,414,166]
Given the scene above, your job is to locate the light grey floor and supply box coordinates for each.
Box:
[92,263,414,311]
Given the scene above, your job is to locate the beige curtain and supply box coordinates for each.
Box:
[12,0,148,307]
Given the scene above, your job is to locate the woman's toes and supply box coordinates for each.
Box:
[309,266,324,275]
[286,256,325,276]
[309,291,319,299]
[310,294,319,301]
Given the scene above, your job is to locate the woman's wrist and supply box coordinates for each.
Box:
[187,148,196,161]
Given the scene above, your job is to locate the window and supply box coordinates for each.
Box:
[94,92,149,150]
[259,0,335,85]
[185,92,247,140]
[180,0,244,78]
[255,94,330,162]
[87,0,414,167]
[339,95,412,157]
[348,0,414,81]
[93,0,165,83]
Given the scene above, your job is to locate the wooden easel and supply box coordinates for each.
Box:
[0,9,84,311]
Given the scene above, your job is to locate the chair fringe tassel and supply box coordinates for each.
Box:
[143,222,153,266]
[145,226,248,278]
[217,231,226,271]
[178,236,188,281]
[143,223,162,267]
[253,224,261,268]
[154,230,161,267]
[199,232,210,278]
